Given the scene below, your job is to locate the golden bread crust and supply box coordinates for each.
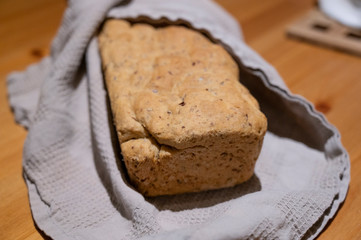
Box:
[98,19,267,196]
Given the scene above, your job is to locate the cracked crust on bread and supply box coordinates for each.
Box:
[98,19,267,196]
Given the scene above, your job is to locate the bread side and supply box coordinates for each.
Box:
[98,19,267,196]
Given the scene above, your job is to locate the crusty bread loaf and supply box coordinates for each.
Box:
[98,19,267,196]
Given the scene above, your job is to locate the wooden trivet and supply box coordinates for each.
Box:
[287,8,361,56]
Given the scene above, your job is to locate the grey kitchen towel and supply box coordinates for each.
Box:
[7,0,350,239]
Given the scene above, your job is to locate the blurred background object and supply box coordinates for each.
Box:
[287,0,361,56]
[319,0,361,29]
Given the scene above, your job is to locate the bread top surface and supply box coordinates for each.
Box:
[98,19,267,150]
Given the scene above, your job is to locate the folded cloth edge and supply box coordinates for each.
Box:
[6,0,350,239]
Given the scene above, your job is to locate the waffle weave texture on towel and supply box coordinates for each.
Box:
[7,0,349,239]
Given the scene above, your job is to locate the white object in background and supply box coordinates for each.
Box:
[319,0,361,29]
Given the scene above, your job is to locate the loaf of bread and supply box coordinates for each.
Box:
[98,19,267,196]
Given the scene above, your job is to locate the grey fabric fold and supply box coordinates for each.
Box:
[7,0,349,239]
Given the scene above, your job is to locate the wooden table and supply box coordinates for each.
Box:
[1,0,360,239]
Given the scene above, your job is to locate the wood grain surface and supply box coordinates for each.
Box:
[1,0,360,239]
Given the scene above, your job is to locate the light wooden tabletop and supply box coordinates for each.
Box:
[1,0,360,239]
